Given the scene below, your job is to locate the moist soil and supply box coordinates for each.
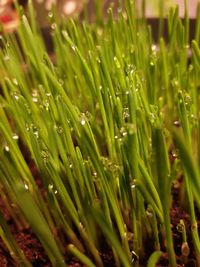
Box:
[0,152,199,267]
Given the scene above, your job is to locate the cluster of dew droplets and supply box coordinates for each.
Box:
[149,44,158,67]
[123,107,130,120]
[54,123,63,134]
[114,56,121,69]
[66,118,74,132]
[41,148,50,162]
[149,104,159,125]
[26,124,40,138]
[101,157,121,177]
[120,127,127,138]
[67,155,73,169]
[115,123,136,144]
[115,84,122,97]
[125,64,136,76]
[48,183,58,195]
[129,44,134,54]
[42,98,50,111]
[184,92,193,109]
[32,89,38,103]
[12,91,21,101]
[41,91,52,111]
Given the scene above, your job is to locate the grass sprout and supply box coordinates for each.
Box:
[0,0,200,266]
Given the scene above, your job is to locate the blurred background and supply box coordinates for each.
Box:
[0,0,199,32]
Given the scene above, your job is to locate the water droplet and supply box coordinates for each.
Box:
[32,97,38,103]
[114,56,121,69]
[131,251,139,263]
[48,184,54,191]
[41,149,50,162]
[131,179,137,189]
[80,114,86,126]
[81,118,86,125]
[24,184,29,190]
[12,91,20,101]
[71,45,76,51]
[123,107,130,119]
[130,44,134,54]
[146,208,153,218]
[12,78,19,86]
[51,23,57,30]
[31,89,38,103]
[149,113,156,123]
[24,123,30,132]
[173,121,180,127]
[32,89,38,96]
[172,148,179,158]
[172,79,179,87]
[85,111,92,121]
[176,223,184,233]
[150,61,155,66]
[4,145,9,152]
[48,12,53,18]
[151,44,157,52]
[69,163,73,169]
[43,100,50,111]
[32,125,39,138]
[184,94,192,107]
[54,190,58,195]
[55,124,63,134]
[96,57,101,64]
[117,7,122,14]
[12,134,19,140]
[58,79,64,86]
[120,127,127,137]
[126,64,136,75]
[92,172,97,177]
[46,92,51,97]
[191,222,197,231]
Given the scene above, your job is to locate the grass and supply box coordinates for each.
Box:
[0,0,200,266]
